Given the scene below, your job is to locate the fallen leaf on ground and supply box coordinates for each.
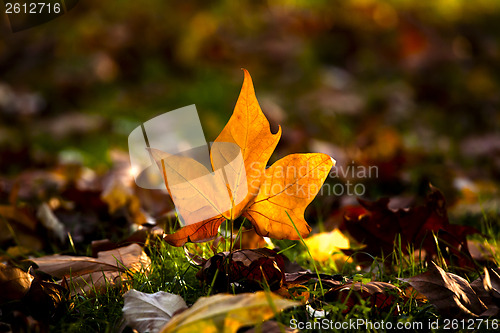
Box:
[159,291,299,333]
[325,281,401,314]
[344,184,479,268]
[0,263,33,303]
[401,262,489,317]
[31,244,150,295]
[304,228,350,262]
[0,265,67,325]
[284,270,346,290]
[22,275,67,321]
[470,267,500,316]
[122,289,188,333]
[197,248,286,292]
[482,267,500,299]
[150,70,334,246]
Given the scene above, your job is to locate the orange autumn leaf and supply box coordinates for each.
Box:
[152,69,334,246]
[243,153,333,238]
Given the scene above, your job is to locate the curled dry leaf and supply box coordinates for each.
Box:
[401,262,487,318]
[0,263,33,303]
[159,291,299,333]
[122,289,188,333]
[31,244,150,295]
[197,248,285,292]
[325,281,401,314]
[151,70,334,246]
[284,271,345,290]
[482,267,500,299]
[22,275,67,321]
[0,265,67,327]
[470,267,500,317]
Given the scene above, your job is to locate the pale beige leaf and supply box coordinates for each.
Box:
[123,289,187,333]
[31,244,150,295]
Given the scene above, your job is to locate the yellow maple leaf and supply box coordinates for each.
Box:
[151,69,334,246]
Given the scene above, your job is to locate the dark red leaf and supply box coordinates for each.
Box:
[196,248,285,292]
[344,184,479,268]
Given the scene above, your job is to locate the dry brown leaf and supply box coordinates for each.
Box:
[344,185,479,268]
[197,248,286,292]
[483,267,500,298]
[31,244,150,295]
[0,263,33,303]
[401,262,487,317]
[159,291,299,333]
[325,281,401,314]
[470,267,500,316]
[22,275,67,321]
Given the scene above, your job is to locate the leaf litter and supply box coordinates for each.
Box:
[0,69,499,332]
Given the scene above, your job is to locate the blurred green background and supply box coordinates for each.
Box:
[1,0,499,202]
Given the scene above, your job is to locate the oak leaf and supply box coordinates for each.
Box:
[152,70,334,246]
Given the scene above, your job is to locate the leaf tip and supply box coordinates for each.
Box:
[330,156,336,167]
